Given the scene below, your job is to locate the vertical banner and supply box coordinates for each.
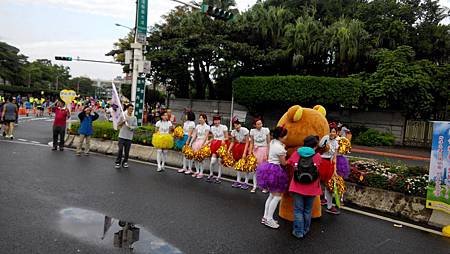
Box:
[135,77,146,126]
[426,121,450,214]
[136,0,148,43]
[111,82,125,130]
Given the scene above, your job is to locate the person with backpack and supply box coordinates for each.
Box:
[288,136,322,239]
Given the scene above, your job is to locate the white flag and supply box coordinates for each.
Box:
[111,82,125,130]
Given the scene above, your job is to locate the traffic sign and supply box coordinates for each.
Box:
[136,0,148,43]
[135,77,146,126]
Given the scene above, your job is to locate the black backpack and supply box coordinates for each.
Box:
[294,155,319,183]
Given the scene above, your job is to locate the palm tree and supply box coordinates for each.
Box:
[326,17,368,75]
[284,15,325,68]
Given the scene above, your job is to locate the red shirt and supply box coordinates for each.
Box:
[53,107,69,127]
[288,152,323,196]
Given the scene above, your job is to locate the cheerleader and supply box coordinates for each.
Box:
[257,127,289,229]
[207,115,229,183]
[189,114,210,179]
[152,111,173,172]
[318,123,340,215]
[228,118,250,189]
[177,111,196,174]
[249,118,270,193]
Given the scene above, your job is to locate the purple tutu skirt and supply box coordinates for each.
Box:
[336,155,350,179]
[256,162,289,193]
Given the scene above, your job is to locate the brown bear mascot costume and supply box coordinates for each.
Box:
[277,105,329,221]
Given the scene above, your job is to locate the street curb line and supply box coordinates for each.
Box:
[341,206,442,236]
[351,148,430,161]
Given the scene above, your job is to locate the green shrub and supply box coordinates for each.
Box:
[354,128,395,146]
[232,75,362,110]
[69,120,155,145]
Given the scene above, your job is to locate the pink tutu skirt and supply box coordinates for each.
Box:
[192,138,205,152]
[253,146,268,165]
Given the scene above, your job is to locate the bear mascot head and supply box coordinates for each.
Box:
[277,105,329,221]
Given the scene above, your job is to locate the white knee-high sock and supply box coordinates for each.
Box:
[244,173,249,184]
[252,172,257,188]
[264,194,274,219]
[182,157,187,170]
[217,161,222,179]
[195,162,200,173]
[157,149,162,168]
[267,195,281,221]
[209,156,217,176]
[188,160,193,171]
[199,163,204,174]
[236,171,242,183]
[163,150,168,165]
[325,188,333,209]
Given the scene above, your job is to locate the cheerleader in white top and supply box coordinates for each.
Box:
[152,111,173,172]
[189,114,211,178]
[177,111,196,174]
[229,118,250,189]
[249,118,271,193]
[207,115,229,183]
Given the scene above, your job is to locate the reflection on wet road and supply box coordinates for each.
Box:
[58,207,183,253]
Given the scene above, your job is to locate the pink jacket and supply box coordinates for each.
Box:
[288,152,323,196]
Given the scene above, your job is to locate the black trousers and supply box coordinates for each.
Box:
[116,138,132,164]
[53,126,66,148]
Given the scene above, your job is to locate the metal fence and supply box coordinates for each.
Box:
[403,120,433,147]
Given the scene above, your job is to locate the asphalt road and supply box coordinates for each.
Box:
[0,117,448,254]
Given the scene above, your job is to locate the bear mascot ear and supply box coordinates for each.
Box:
[313,105,326,117]
[287,105,304,122]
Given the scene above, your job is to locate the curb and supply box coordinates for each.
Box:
[351,148,430,161]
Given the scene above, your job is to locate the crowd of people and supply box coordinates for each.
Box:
[112,108,351,239]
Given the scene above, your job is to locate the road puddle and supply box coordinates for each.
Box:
[58,207,182,253]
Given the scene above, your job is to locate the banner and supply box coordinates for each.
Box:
[426,121,450,214]
[111,82,125,130]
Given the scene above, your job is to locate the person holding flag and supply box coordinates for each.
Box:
[115,104,137,169]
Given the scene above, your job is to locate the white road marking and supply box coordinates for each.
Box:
[18,139,28,142]
[30,141,40,144]
[0,139,444,236]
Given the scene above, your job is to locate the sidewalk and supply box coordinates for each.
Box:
[352,145,430,161]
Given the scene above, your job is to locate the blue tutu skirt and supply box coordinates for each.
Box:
[336,155,350,179]
[256,162,289,193]
[175,134,189,150]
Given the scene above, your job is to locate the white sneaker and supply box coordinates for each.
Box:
[178,168,186,173]
[157,166,163,172]
[264,219,280,229]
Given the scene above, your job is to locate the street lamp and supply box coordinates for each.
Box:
[115,23,134,32]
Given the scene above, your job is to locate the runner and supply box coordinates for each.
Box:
[1,97,18,139]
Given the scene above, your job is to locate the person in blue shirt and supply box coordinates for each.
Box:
[76,106,99,156]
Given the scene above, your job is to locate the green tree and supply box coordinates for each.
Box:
[0,41,27,85]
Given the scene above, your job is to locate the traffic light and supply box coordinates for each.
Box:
[201,3,234,21]
[55,56,72,61]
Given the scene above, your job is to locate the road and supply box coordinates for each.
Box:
[0,116,448,254]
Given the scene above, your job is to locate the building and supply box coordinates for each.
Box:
[94,76,131,99]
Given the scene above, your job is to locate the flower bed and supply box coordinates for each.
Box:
[348,159,429,197]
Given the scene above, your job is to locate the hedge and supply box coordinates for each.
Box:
[69,121,155,146]
[353,128,396,147]
[232,75,361,110]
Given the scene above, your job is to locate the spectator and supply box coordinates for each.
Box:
[76,106,99,156]
[52,101,70,151]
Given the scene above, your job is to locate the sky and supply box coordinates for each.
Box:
[0,0,448,81]
[0,0,257,81]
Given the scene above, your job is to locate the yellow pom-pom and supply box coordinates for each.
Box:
[182,145,195,160]
[173,126,184,139]
[194,145,211,162]
[234,158,246,171]
[338,137,352,154]
[220,152,235,167]
[244,155,258,172]
[443,225,450,237]
[327,175,346,196]
[217,145,228,158]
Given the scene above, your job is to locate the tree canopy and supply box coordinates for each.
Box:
[109,0,450,118]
